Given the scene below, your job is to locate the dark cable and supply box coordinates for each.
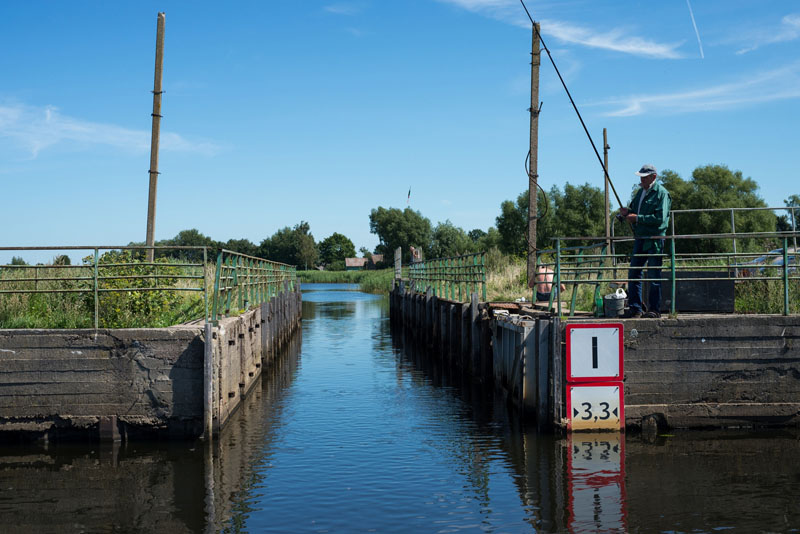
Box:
[518,0,626,211]
[525,150,548,220]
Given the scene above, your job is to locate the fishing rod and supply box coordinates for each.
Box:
[518,0,628,214]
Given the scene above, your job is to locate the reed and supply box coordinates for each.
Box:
[0,258,206,329]
[298,268,396,294]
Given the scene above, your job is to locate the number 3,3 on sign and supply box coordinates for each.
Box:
[566,323,623,382]
[567,383,624,431]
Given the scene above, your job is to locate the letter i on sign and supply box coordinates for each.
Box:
[566,324,623,382]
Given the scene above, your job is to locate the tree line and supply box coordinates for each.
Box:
[139,223,350,269]
[7,165,794,269]
[371,164,798,261]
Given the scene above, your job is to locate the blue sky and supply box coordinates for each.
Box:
[2,1,798,263]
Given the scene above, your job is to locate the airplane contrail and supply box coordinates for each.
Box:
[686,0,705,58]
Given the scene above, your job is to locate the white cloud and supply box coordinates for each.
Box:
[324,3,362,16]
[737,13,800,54]
[543,19,682,59]
[0,103,220,158]
[435,0,682,58]
[599,62,800,117]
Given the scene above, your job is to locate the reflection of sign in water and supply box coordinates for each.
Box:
[567,433,628,533]
[566,323,623,382]
[567,383,624,431]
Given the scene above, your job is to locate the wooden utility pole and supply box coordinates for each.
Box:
[527,22,541,289]
[603,128,610,250]
[145,12,165,262]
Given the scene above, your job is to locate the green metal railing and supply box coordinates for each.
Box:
[1,246,300,328]
[546,231,800,317]
[535,242,607,314]
[210,249,296,324]
[407,252,486,302]
[0,246,208,329]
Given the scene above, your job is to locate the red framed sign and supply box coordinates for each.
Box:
[566,323,624,383]
[566,382,624,431]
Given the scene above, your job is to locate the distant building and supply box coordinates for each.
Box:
[345,258,369,271]
[345,255,385,271]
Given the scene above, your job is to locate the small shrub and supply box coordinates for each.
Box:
[83,250,184,328]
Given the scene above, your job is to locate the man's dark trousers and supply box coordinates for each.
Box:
[628,238,664,313]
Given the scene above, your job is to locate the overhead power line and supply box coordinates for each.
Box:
[518,0,626,210]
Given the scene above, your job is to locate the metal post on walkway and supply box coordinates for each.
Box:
[556,239,562,316]
[93,248,99,330]
[783,237,789,316]
[730,208,737,274]
[670,237,677,316]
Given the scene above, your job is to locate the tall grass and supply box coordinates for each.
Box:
[485,249,527,302]
[484,248,596,307]
[298,268,396,294]
[3,251,795,328]
[0,260,207,329]
[735,278,800,314]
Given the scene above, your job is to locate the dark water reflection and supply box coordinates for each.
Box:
[0,284,797,532]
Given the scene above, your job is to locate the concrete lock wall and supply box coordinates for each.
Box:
[0,286,302,441]
[620,315,800,429]
[391,285,800,431]
[212,287,301,433]
[0,327,206,440]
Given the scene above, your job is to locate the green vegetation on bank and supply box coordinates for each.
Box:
[0,252,205,329]
[3,164,797,326]
[3,250,799,329]
[298,268,396,294]
[482,250,800,315]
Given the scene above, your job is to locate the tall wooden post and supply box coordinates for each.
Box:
[603,128,610,252]
[145,12,165,262]
[527,22,541,289]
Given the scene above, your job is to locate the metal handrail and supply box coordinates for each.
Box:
[210,249,297,324]
[0,246,208,329]
[407,252,486,302]
[550,231,800,317]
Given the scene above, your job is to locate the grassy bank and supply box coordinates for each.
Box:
[297,268,395,294]
[484,251,800,315]
[0,259,206,329]
[3,254,796,329]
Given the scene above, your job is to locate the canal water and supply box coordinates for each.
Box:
[0,283,798,532]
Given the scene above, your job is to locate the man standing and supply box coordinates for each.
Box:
[619,164,672,318]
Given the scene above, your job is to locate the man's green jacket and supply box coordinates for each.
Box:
[627,181,672,253]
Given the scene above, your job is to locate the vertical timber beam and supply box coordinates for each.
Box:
[203,322,214,441]
[470,292,480,375]
[527,22,541,292]
[145,12,166,262]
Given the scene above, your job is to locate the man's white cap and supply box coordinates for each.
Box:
[635,164,657,176]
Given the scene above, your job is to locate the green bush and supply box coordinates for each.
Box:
[735,278,800,314]
[84,250,185,328]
